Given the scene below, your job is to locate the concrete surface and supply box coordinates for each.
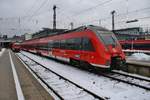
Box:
[0,49,54,100]
[0,49,17,100]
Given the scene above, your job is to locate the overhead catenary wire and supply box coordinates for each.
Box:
[116,6,150,17]
[75,6,150,27]
[23,0,40,19]
[58,1,150,28]
[70,0,150,25]
[1,3,150,23]
[57,0,113,26]
[73,0,113,16]
[111,15,150,25]
[21,0,51,34]
[1,0,150,35]
[28,0,49,21]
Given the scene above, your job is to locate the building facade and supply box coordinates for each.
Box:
[32,28,66,39]
[114,27,144,40]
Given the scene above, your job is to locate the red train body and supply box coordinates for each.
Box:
[119,40,150,50]
[19,25,126,69]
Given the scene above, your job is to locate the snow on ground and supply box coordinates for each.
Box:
[0,48,5,56]
[18,54,98,100]
[127,53,150,61]
[20,51,150,100]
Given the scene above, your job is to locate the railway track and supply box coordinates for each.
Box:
[98,70,150,91]
[112,70,150,82]
[20,51,150,91]
[17,53,105,100]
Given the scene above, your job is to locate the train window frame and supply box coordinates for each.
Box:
[74,38,82,50]
[60,40,66,49]
[48,40,53,50]
[53,40,60,49]
[82,37,95,51]
[93,28,118,47]
[66,38,74,50]
[37,43,48,50]
[65,37,82,50]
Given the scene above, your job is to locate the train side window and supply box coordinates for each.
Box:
[82,37,95,51]
[74,38,82,50]
[48,40,53,50]
[53,40,60,48]
[44,43,48,50]
[65,38,81,50]
[66,38,74,50]
[62,38,80,50]
[65,39,69,49]
[60,40,66,49]
[38,43,48,50]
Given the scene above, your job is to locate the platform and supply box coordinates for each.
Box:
[126,60,150,77]
[0,49,53,100]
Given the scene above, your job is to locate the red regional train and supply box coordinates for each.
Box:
[18,25,126,69]
[11,42,21,52]
[119,40,150,50]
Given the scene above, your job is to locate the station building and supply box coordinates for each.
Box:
[114,27,144,40]
[0,35,24,48]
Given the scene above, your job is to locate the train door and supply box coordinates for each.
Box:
[81,37,90,62]
[81,37,95,64]
[70,38,81,60]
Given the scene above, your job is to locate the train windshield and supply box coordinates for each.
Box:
[97,31,117,46]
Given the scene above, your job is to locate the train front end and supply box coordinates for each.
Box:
[90,26,126,70]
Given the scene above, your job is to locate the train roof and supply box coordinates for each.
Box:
[87,25,109,31]
[61,25,109,34]
[23,25,110,43]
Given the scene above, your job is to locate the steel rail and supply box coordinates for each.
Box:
[99,72,150,91]
[20,51,150,91]
[17,54,64,100]
[112,70,150,82]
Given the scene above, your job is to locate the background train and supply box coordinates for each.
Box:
[11,42,21,52]
[120,40,150,50]
[13,25,126,70]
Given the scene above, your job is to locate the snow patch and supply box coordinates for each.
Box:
[127,53,150,61]
[18,51,150,100]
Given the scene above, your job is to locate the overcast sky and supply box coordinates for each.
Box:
[0,0,150,37]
